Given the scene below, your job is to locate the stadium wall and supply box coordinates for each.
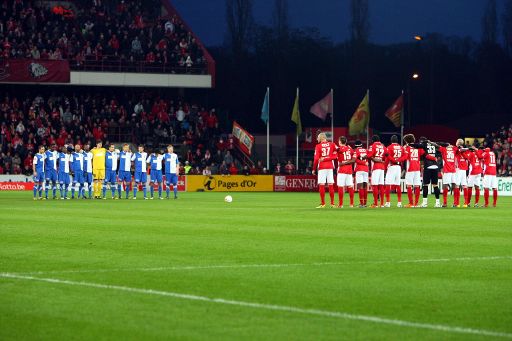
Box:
[3,175,512,196]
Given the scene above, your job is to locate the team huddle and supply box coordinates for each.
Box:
[312,133,499,208]
[32,142,180,200]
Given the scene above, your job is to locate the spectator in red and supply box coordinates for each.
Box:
[206,109,218,129]
[146,51,156,64]
[93,126,104,141]
[284,160,295,175]
[229,163,238,175]
[109,34,120,51]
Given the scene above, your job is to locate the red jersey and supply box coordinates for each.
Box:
[482,150,497,175]
[337,145,354,174]
[439,146,456,173]
[353,147,369,172]
[466,151,483,175]
[386,143,404,166]
[313,142,337,170]
[367,142,386,170]
[455,149,469,171]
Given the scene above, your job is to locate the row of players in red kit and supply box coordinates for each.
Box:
[312,133,498,208]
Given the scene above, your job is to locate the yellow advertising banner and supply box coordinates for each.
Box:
[186,175,274,192]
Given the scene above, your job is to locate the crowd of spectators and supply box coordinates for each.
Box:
[483,124,512,177]
[0,88,242,175]
[0,0,208,73]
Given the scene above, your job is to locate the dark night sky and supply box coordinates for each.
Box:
[171,0,506,46]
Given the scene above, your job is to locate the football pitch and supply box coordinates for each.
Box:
[1,191,511,340]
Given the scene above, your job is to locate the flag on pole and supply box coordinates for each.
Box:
[348,91,370,136]
[309,91,333,121]
[384,94,403,128]
[291,90,302,135]
[261,88,269,124]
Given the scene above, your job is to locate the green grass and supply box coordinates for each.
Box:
[1,191,511,340]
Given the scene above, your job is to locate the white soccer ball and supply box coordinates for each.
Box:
[224,195,233,203]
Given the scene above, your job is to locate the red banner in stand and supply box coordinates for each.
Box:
[0,59,70,83]
[232,121,254,156]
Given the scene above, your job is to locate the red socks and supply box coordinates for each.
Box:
[493,189,498,206]
[319,185,326,205]
[328,184,335,205]
[338,187,344,206]
[379,185,385,206]
[348,187,354,206]
[484,188,489,206]
[475,187,480,204]
[358,188,364,205]
[396,185,402,202]
[407,187,413,205]
[385,185,391,203]
[373,185,379,205]
[463,187,468,205]
[414,187,421,206]
[443,187,448,205]
[319,184,335,205]
[467,188,473,204]
[454,187,460,206]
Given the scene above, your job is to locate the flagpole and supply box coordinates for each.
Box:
[366,89,370,148]
[296,87,299,170]
[266,87,270,170]
[400,89,405,144]
[330,88,334,141]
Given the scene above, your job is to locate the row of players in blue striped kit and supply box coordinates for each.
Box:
[32,144,94,199]
[32,144,179,200]
[104,144,179,200]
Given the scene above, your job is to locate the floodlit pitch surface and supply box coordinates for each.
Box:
[1,192,511,340]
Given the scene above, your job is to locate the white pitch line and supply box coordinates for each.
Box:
[0,272,511,339]
[11,255,512,276]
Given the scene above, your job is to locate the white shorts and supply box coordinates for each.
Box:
[442,172,456,185]
[317,169,334,184]
[467,174,481,187]
[385,165,401,186]
[405,171,421,186]
[371,169,385,186]
[337,173,354,187]
[355,171,368,184]
[454,169,467,186]
[483,175,498,189]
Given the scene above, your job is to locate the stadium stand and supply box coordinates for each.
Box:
[0,89,269,176]
[483,124,512,177]
[0,0,210,74]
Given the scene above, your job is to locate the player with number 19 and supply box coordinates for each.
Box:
[367,135,386,208]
